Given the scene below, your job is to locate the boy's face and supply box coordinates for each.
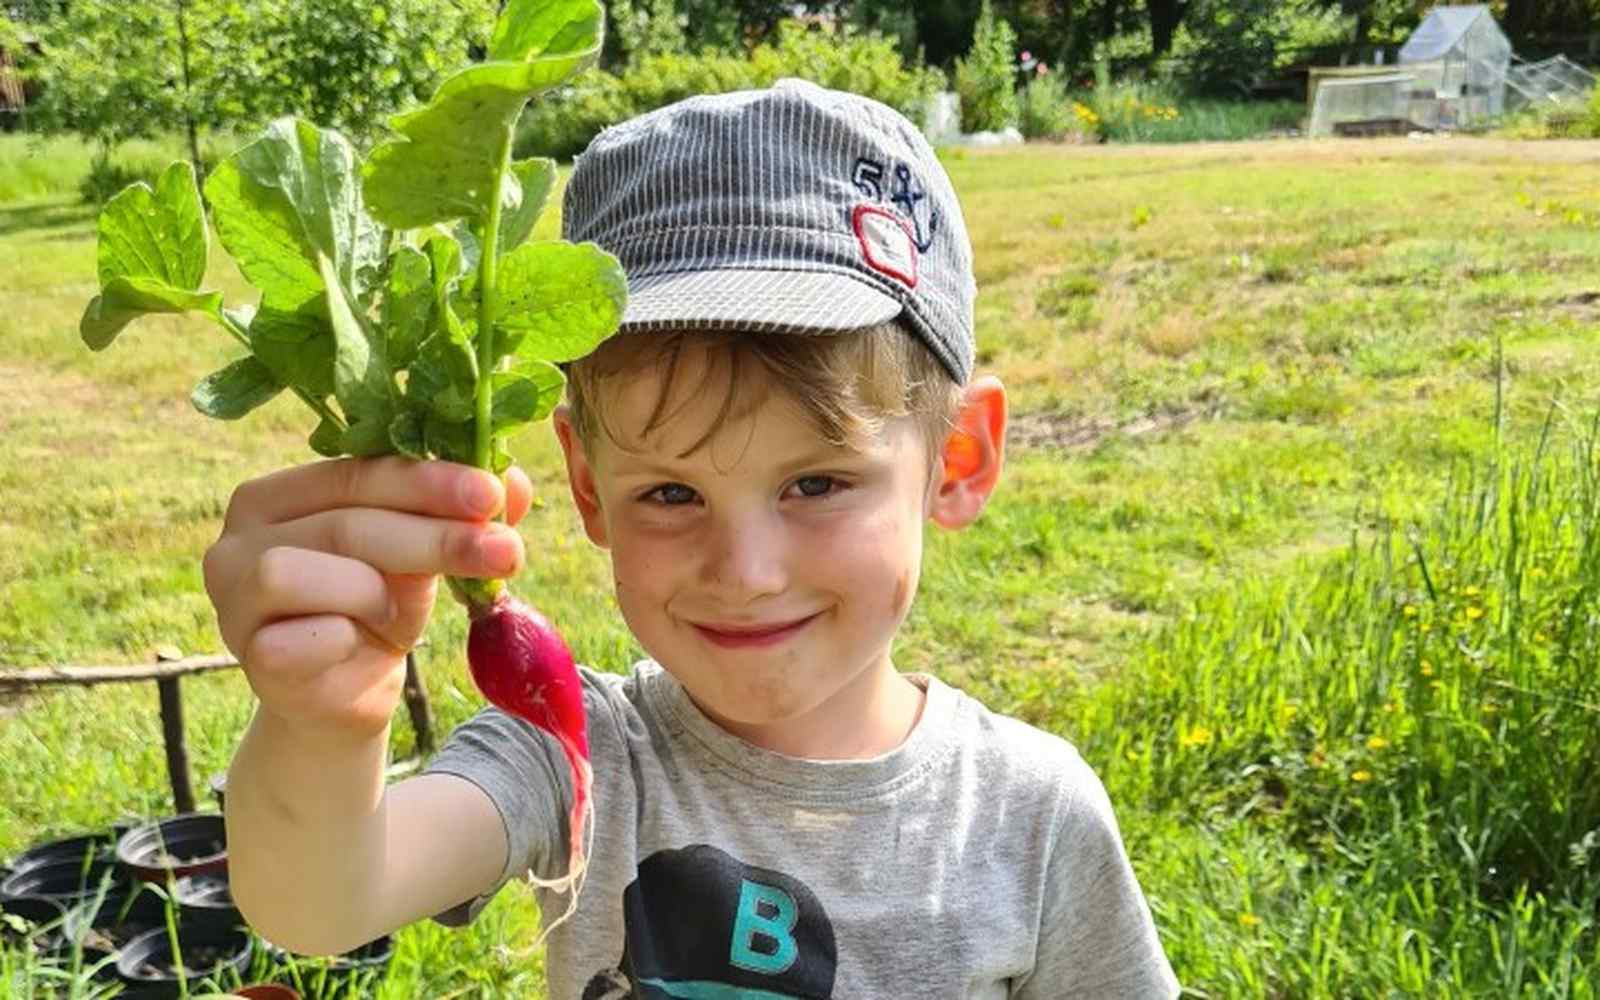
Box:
[554,345,938,741]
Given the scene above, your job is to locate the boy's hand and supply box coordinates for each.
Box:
[204,458,532,745]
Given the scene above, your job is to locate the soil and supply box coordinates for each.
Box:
[128,941,237,980]
[1009,404,1221,452]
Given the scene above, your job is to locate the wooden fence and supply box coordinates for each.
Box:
[0,649,436,814]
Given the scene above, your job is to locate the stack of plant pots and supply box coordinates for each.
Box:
[0,813,392,999]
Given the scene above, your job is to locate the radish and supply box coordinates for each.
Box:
[467,593,594,917]
[78,0,623,936]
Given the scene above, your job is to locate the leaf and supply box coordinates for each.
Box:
[80,162,223,349]
[381,246,433,369]
[250,304,336,400]
[205,118,385,311]
[488,0,603,63]
[491,361,566,433]
[191,356,285,420]
[319,252,397,445]
[408,325,479,423]
[82,279,225,351]
[498,158,557,254]
[362,51,600,230]
[424,413,474,465]
[389,409,428,459]
[495,241,627,363]
[96,161,209,291]
[309,417,345,458]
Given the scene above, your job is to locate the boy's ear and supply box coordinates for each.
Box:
[552,405,609,549]
[928,375,1007,530]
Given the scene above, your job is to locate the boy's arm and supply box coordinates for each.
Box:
[1015,756,1180,1000]
[205,457,532,956]
[226,710,508,956]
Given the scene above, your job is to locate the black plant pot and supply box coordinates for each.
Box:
[58,876,171,947]
[0,858,125,914]
[0,893,68,952]
[115,921,253,998]
[173,873,243,932]
[117,813,228,883]
[4,832,116,877]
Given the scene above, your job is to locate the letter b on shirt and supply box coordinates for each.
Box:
[730,879,799,974]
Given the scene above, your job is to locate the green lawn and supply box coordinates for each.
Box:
[3,132,1599,996]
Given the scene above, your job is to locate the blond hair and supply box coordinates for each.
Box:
[564,323,963,465]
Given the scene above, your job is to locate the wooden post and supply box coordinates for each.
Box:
[157,675,196,814]
[401,651,435,756]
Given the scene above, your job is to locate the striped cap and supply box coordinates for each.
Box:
[561,78,976,384]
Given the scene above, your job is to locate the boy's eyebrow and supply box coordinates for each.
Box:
[604,443,872,479]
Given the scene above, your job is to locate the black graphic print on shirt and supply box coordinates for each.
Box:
[581,844,838,999]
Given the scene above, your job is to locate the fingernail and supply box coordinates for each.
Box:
[461,473,501,516]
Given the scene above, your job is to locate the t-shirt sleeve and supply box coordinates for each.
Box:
[420,701,576,927]
[1016,753,1180,999]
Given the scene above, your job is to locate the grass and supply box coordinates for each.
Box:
[3,130,1600,996]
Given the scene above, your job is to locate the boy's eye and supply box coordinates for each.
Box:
[645,483,699,505]
[792,475,838,498]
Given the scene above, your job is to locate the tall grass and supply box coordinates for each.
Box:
[1036,402,1600,994]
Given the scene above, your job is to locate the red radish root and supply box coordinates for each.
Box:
[466,591,594,943]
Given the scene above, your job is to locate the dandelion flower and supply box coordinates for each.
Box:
[1464,585,1481,597]
[1366,735,1390,750]
[1420,661,1435,677]
[1179,725,1213,749]
[1402,605,1419,618]
[1351,770,1373,783]
[1466,606,1484,620]
[1238,913,1261,928]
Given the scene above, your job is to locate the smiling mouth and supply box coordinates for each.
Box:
[692,613,820,649]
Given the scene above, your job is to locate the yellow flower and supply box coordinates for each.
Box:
[1482,702,1500,715]
[1238,913,1261,928]
[1534,632,1548,643]
[1179,725,1213,749]
[1466,606,1484,620]
[1125,749,1140,762]
[1383,701,1398,713]
[1464,585,1481,597]
[1420,661,1435,677]
[1366,735,1390,751]
[1419,623,1432,633]
[1279,703,1300,723]
[1402,605,1418,618]
[1529,567,1546,579]
[1351,770,1373,783]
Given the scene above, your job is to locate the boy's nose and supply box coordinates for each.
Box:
[700,514,788,603]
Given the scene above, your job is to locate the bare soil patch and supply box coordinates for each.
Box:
[1008,404,1221,452]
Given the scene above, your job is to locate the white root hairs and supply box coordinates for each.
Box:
[506,755,595,959]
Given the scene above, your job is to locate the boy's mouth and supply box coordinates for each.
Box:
[691,613,821,649]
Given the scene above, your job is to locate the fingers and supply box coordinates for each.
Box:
[505,465,533,527]
[243,617,408,735]
[226,457,507,530]
[267,508,525,579]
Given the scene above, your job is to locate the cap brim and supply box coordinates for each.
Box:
[618,268,903,335]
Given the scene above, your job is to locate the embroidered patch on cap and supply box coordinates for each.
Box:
[852,205,918,289]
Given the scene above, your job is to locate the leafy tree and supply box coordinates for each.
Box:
[953,0,1018,131]
[610,0,687,60]
[241,0,496,141]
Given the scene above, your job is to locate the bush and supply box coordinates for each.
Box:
[77,147,197,205]
[953,0,1018,133]
[516,19,944,161]
[1018,73,1077,141]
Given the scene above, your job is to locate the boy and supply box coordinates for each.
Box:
[213,80,1179,998]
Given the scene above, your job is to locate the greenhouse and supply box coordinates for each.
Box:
[1395,5,1512,128]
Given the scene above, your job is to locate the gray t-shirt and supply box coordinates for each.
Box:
[426,662,1178,999]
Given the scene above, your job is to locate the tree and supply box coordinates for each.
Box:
[1148,0,1191,58]
[26,0,495,164]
